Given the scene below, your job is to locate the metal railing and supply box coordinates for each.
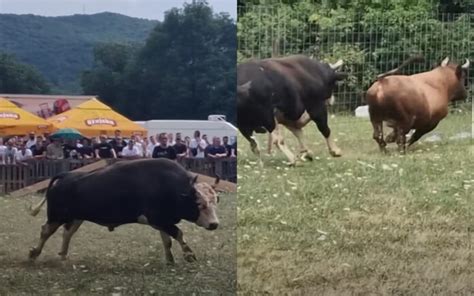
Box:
[0,157,237,194]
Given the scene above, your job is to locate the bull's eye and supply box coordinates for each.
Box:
[199,203,207,210]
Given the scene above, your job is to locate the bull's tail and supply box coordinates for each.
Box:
[28,173,67,217]
[376,54,424,80]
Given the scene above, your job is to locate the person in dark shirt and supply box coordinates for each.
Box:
[78,138,94,159]
[109,131,127,157]
[173,134,187,159]
[205,137,228,159]
[63,139,77,159]
[30,136,47,158]
[152,133,176,160]
[94,135,117,159]
[222,136,233,157]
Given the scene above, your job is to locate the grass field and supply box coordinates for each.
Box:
[0,193,236,295]
[237,110,473,295]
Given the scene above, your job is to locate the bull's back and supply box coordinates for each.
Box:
[47,159,191,224]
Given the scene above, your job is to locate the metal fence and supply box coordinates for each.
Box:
[237,4,473,113]
[0,158,237,194]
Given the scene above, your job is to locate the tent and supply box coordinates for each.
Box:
[0,97,53,136]
[47,98,147,138]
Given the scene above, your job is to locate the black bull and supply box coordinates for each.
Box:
[237,55,348,164]
[28,158,220,264]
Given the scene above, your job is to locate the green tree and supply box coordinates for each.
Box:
[0,53,50,94]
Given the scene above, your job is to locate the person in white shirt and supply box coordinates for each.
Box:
[146,135,157,158]
[0,138,6,164]
[4,139,18,164]
[15,141,33,164]
[168,133,176,146]
[25,132,37,149]
[189,130,207,158]
[121,140,141,159]
[131,135,145,157]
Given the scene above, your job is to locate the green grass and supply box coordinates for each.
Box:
[0,193,236,295]
[237,111,473,295]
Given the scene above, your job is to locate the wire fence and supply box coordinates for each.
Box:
[238,4,473,114]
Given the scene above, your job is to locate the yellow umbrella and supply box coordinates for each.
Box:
[47,98,147,138]
[0,97,53,136]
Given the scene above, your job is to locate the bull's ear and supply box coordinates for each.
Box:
[191,175,198,185]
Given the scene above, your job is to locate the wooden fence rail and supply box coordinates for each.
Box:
[0,158,236,195]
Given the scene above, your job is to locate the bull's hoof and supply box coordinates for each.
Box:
[300,151,313,161]
[184,252,197,262]
[329,149,342,157]
[28,247,40,260]
[165,257,175,265]
[58,252,68,260]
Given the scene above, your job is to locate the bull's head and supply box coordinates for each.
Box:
[440,57,470,101]
[191,175,220,230]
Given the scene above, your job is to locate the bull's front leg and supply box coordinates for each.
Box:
[310,105,342,157]
[159,231,175,264]
[158,225,196,264]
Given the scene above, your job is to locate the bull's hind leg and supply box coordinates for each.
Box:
[284,125,313,161]
[370,120,387,153]
[58,220,83,260]
[271,119,297,165]
[29,222,62,260]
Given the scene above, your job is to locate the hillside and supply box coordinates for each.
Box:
[0,12,157,94]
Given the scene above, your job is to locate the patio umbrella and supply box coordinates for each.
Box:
[50,128,84,140]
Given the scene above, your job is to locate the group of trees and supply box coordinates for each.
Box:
[82,1,236,122]
[0,2,236,122]
[238,0,473,111]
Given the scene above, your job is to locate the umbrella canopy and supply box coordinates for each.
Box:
[50,128,84,140]
[0,97,53,136]
[47,98,147,138]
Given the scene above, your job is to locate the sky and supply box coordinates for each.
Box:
[0,0,236,20]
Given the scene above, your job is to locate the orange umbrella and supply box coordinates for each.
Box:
[47,98,147,138]
[0,97,53,136]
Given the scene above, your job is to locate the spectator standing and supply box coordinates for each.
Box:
[152,133,176,160]
[4,139,17,164]
[94,135,117,159]
[202,134,210,146]
[131,135,145,157]
[146,135,157,158]
[15,142,33,164]
[30,136,47,159]
[25,132,36,149]
[189,130,207,158]
[63,139,77,159]
[109,131,127,157]
[205,137,228,159]
[78,139,94,159]
[173,134,187,159]
[0,138,6,164]
[168,133,175,146]
[121,139,142,159]
[46,138,64,160]
[223,136,233,157]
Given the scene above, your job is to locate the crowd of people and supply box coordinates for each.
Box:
[0,130,237,165]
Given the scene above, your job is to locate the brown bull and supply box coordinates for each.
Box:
[366,56,470,153]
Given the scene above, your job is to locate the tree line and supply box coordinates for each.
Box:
[0,1,236,123]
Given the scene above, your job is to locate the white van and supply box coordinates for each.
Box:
[135,117,237,143]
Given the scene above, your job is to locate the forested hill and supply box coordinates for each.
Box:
[0,12,157,94]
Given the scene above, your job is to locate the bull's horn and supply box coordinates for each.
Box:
[461,59,470,69]
[328,95,335,106]
[330,59,343,69]
[441,56,450,66]
[237,81,252,93]
[214,175,220,185]
[191,175,198,185]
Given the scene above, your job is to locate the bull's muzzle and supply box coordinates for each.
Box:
[207,223,219,231]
